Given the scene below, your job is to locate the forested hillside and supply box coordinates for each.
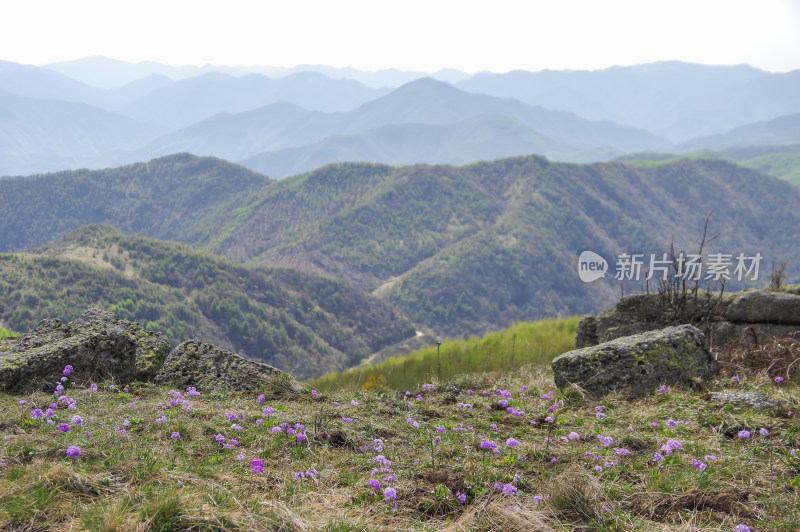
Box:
[0,224,415,379]
[201,157,800,335]
[0,153,268,252]
[3,154,799,337]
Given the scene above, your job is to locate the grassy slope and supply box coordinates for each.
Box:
[0,355,796,530]
[311,317,580,392]
[618,150,800,190]
[741,153,800,189]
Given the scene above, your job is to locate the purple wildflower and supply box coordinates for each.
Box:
[367,479,380,491]
[56,423,70,432]
[251,458,264,474]
[63,365,73,376]
[597,435,613,447]
[170,432,180,439]
[506,437,520,448]
[502,484,517,496]
[65,445,81,458]
[738,430,750,439]
[456,491,467,504]
[480,440,497,451]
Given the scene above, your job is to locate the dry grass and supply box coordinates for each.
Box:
[1,354,798,531]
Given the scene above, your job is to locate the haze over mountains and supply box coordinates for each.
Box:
[2,57,799,178]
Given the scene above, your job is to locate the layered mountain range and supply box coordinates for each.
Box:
[2,58,799,178]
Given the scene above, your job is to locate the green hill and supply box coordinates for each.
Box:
[0,153,269,252]
[0,224,415,379]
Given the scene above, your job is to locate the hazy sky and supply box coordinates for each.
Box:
[3,0,799,73]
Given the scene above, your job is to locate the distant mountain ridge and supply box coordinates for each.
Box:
[103,78,667,170]
[44,55,471,88]
[0,90,166,177]
[455,61,800,142]
[2,58,799,177]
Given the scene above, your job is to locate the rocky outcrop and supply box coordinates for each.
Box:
[71,308,171,381]
[1,308,302,395]
[0,308,168,392]
[155,340,302,393]
[552,325,716,397]
[576,289,800,349]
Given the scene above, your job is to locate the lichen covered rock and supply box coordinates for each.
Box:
[1,312,130,392]
[0,308,170,392]
[552,324,717,396]
[155,340,301,393]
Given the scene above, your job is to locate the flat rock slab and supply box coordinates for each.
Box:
[725,290,800,325]
[706,392,790,411]
[155,340,301,393]
[552,324,717,397]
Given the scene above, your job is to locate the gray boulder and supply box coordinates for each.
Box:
[0,308,170,392]
[155,340,302,393]
[552,324,717,396]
